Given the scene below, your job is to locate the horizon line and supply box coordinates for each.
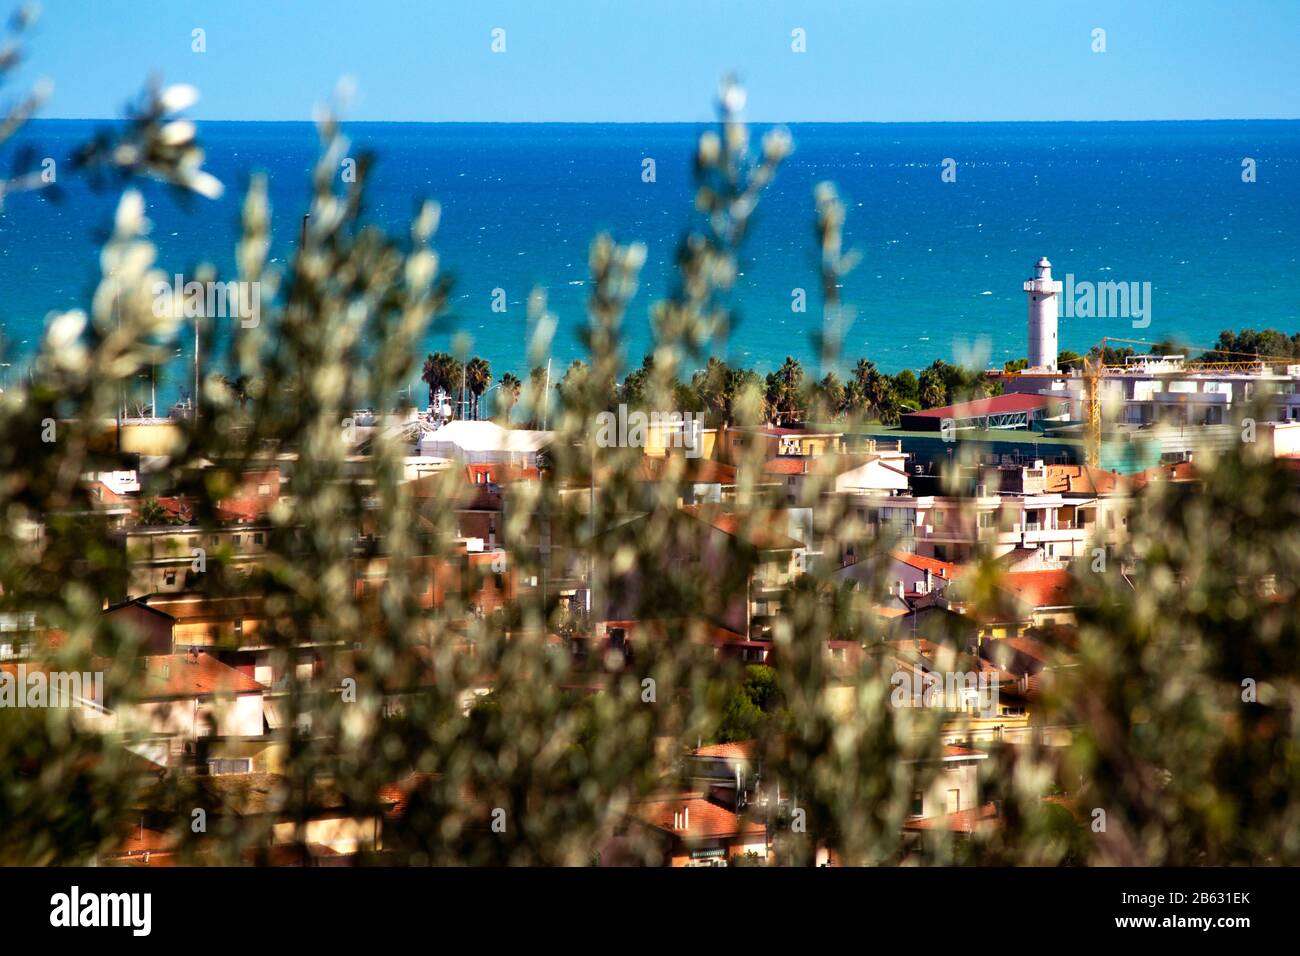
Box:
[28,116,1300,125]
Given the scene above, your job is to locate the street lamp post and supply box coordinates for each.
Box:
[480,382,502,421]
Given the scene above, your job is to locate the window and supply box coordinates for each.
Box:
[207,758,252,775]
[978,512,994,529]
[254,533,264,546]
[946,789,961,814]
[164,571,176,587]
[257,483,271,496]
[933,510,945,527]
[911,792,923,816]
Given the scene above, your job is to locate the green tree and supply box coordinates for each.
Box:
[465,356,492,419]
[496,372,522,421]
[716,665,782,743]
[764,356,805,426]
[137,498,171,526]
[421,351,462,412]
[918,365,947,409]
[892,368,919,409]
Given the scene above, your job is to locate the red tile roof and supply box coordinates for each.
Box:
[138,652,265,699]
[904,393,1059,420]
[762,456,811,476]
[889,550,965,580]
[692,740,758,761]
[1001,636,1055,663]
[996,570,1076,610]
[631,456,736,484]
[1132,460,1198,486]
[1044,464,1133,494]
[681,506,804,552]
[632,792,767,841]
[596,619,751,648]
[904,801,1001,833]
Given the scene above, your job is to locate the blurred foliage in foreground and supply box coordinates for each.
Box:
[0,13,1298,865]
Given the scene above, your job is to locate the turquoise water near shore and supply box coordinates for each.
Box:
[2,119,1298,402]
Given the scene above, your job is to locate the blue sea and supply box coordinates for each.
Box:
[2,119,1298,403]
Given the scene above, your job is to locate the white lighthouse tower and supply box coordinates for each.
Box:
[1023,256,1062,371]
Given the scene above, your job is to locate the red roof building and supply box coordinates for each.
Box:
[900,393,1070,432]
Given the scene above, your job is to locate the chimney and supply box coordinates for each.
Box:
[924,568,933,593]
[896,580,905,599]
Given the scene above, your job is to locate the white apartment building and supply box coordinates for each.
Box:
[1005,354,1300,427]
[838,488,1126,565]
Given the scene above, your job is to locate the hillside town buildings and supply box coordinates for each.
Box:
[12,256,1296,865]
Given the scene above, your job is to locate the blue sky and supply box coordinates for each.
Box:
[19,0,1300,122]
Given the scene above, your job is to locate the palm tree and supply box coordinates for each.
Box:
[465,357,492,420]
[849,358,900,423]
[764,356,805,426]
[421,352,463,414]
[138,498,171,526]
[918,366,947,409]
[692,357,728,426]
[815,372,846,420]
[526,366,550,428]
[497,372,522,421]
